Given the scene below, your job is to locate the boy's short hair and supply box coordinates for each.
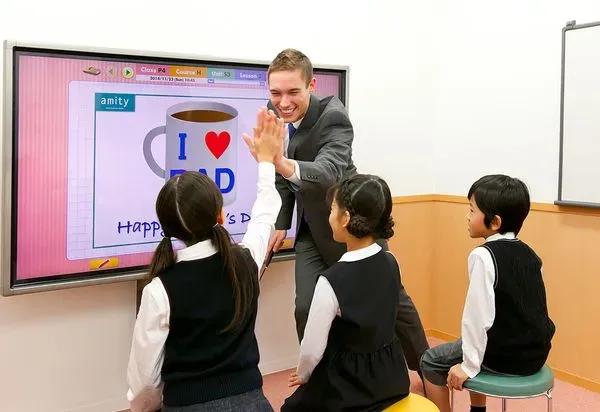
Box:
[467,174,530,235]
[267,48,313,86]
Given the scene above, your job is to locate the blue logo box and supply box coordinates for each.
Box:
[95,93,136,112]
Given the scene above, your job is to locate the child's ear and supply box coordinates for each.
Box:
[490,215,502,231]
[216,208,225,225]
[341,210,351,228]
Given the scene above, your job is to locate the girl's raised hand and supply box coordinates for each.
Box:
[253,109,284,163]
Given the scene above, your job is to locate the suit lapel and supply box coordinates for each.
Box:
[288,94,320,159]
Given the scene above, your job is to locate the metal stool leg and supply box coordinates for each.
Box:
[501,397,507,412]
[547,390,553,412]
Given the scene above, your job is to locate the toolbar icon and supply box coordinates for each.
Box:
[122,67,134,79]
[83,66,101,75]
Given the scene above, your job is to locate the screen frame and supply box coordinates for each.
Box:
[555,20,600,208]
[1,40,349,296]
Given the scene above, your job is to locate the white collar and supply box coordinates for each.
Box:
[339,243,382,262]
[176,239,218,262]
[485,232,516,242]
[291,117,303,130]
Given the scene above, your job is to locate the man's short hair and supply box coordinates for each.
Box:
[268,48,313,86]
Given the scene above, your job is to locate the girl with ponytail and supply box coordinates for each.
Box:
[127,108,283,412]
[282,174,421,411]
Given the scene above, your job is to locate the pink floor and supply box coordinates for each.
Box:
[263,338,600,411]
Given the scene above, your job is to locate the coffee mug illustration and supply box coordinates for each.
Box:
[143,101,238,205]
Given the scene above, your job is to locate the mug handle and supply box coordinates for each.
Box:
[143,125,166,178]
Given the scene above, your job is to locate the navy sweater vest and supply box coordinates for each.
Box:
[481,239,555,375]
[158,248,262,406]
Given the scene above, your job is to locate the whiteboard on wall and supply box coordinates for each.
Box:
[558,21,600,207]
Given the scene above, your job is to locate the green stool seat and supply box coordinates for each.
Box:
[464,364,554,397]
[451,365,554,412]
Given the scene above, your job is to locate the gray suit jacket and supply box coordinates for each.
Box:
[274,94,357,266]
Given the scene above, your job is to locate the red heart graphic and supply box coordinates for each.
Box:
[205,131,231,159]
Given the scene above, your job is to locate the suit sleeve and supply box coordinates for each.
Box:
[295,110,353,190]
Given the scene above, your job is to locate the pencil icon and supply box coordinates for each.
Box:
[89,257,119,270]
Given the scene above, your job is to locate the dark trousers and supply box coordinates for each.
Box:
[293,226,329,342]
[293,229,429,371]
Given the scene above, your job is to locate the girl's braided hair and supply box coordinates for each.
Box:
[327,174,394,239]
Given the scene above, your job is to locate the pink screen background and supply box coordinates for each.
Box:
[15,52,343,280]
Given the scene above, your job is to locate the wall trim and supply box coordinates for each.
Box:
[552,368,600,394]
[425,328,458,342]
[391,195,441,204]
[426,329,600,393]
[64,397,127,412]
[393,195,600,216]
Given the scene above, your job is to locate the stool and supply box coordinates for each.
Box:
[384,393,440,411]
[450,364,554,412]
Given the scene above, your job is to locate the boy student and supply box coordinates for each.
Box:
[421,174,555,412]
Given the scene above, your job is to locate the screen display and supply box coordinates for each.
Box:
[7,46,346,290]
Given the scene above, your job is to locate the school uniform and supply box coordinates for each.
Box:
[421,232,556,385]
[282,244,410,412]
[127,162,280,412]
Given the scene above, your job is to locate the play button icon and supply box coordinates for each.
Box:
[122,67,134,79]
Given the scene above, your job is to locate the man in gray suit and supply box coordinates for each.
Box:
[247,49,428,373]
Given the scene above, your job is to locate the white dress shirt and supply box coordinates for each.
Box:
[282,118,303,185]
[296,243,383,382]
[126,162,281,412]
[460,232,517,378]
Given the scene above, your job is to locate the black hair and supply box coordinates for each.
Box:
[148,171,258,332]
[467,174,530,235]
[327,174,394,239]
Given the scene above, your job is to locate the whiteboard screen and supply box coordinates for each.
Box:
[2,42,348,295]
[559,22,600,205]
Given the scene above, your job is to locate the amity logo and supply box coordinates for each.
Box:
[95,93,136,112]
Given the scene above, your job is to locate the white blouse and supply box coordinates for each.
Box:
[126,162,281,412]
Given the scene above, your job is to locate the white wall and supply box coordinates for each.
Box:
[255,260,299,374]
[430,0,600,202]
[0,1,436,411]
[0,282,136,412]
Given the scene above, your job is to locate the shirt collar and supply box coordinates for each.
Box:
[339,243,382,262]
[176,239,218,262]
[291,117,303,130]
[485,232,516,242]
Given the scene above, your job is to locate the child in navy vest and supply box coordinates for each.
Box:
[421,175,555,412]
[126,109,284,412]
[282,174,413,411]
